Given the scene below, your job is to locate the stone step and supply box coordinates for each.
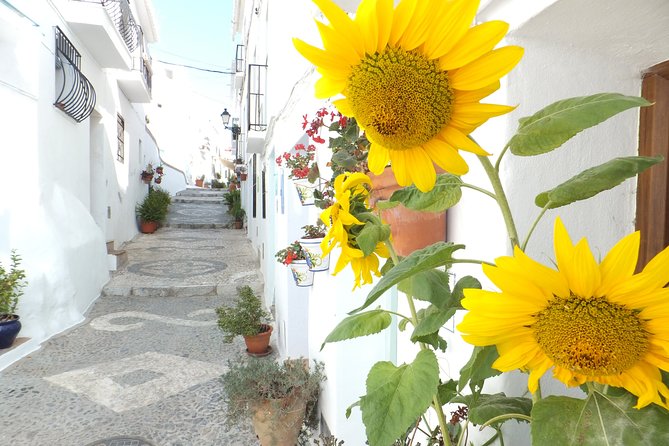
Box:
[176,189,226,198]
[172,196,224,204]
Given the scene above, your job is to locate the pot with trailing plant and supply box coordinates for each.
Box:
[135,188,171,234]
[0,250,27,349]
[298,222,330,272]
[140,163,154,184]
[221,357,325,446]
[275,241,314,287]
[216,285,273,356]
[195,174,205,187]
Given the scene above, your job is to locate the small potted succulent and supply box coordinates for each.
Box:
[216,285,272,355]
[298,222,330,272]
[0,250,27,349]
[221,357,325,446]
[275,241,314,287]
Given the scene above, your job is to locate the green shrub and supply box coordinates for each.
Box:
[136,189,170,223]
[216,286,269,342]
[0,250,27,318]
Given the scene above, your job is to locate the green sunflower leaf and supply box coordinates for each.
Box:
[361,350,440,446]
[453,393,532,426]
[535,156,663,209]
[350,242,465,314]
[532,391,669,446]
[389,174,463,212]
[509,93,652,156]
[411,305,456,342]
[321,309,392,350]
[356,222,391,256]
[458,345,500,392]
[397,268,452,307]
[451,275,482,308]
[375,200,400,210]
[437,379,459,405]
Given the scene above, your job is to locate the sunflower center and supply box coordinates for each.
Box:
[346,46,454,150]
[533,295,649,376]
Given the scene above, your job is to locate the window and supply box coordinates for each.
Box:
[636,60,669,266]
[117,114,125,162]
[252,154,258,218]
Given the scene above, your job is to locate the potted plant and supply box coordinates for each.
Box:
[140,163,154,183]
[221,357,325,445]
[275,241,314,287]
[298,222,330,272]
[0,250,27,349]
[155,165,164,175]
[195,174,205,187]
[275,143,320,205]
[135,189,170,233]
[216,285,272,355]
[224,189,245,229]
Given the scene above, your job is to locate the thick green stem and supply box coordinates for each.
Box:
[521,203,550,251]
[477,155,519,248]
[494,144,511,172]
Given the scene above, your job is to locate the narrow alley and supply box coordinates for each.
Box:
[0,188,261,445]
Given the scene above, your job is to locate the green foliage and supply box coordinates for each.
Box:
[352,242,465,314]
[216,286,270,342]
[321,309,392,350]
[397,269,451,307]
[356,223,391,256]
[532,390,669,446]
[509,93,651,156]
[135,189,170,223]
[275,241,307,264]
[389,174,463,212]
[301,222,327,239]
[535,155,663,208]
[224,189,245,220]
[458,346,501,392]
[220,357,325,431]
[453,393,532,426]
[360,350,440,446]
[0,250,27,318]
[410,305,456,343]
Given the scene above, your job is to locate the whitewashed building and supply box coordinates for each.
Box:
[231,0,669,443]
[0,0,187,370]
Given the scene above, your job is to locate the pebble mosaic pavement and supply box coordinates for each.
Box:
[0,188,268,445]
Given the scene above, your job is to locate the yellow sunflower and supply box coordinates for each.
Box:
[334,241,390,289]
[458,218,669,409]
[294,0,523,192]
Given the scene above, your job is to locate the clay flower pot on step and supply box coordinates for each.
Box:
[252,394,307,446]
[243,324,273,355]
[369,167,447,257]
[140,220,158,234]
[0,316,21,349]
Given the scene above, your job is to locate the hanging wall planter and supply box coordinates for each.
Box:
[289,260,314,287]
[292,178,318,206]
[298,237,330,272]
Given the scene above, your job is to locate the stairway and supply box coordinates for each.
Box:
[164,187,232,229]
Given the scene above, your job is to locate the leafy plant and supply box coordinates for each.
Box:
[221,357,325,439]
[301,222,327,239]
[276,143,317,179]
[0,250,26,320]
[275,241,307,264]
[216,286,270,342]
[135,189,170,223]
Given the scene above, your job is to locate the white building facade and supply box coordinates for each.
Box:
[231,0,669,443]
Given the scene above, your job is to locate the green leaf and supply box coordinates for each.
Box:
[535,156,664,209]
[437,380,459,405]
[389,174,463,212]
[345,400,360,419]
[361,350,440,446]
[356,223,391,256]
[532,391,669,446]
[454,393,532,426]
[398,269,452,307]
[509,93,652,156]
[458,346,500,391]
[321,309,392,350]
[451,276,481,309]
[411,305,456,342]
[351,242,465,314]
[412,332,447,352]
[375,200,400,210]
[331,150,358,170]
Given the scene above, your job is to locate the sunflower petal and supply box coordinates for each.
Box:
[449,46,524,91]
[403,147,436,192]
[421,138,469,176]
[293,38,346,72]
[312,0,365,57]
[598,231,640,296]
[425,0,480,59]
[388,0,418,46]
[454,81,501,104]
[375,0,393,53]
[439,21,509,70]
[388,150,410,186]
[332,98,353,116]
[314,76,346,99]
[440,126,490,155]
[367,144,390,174]
[355,0,378,54]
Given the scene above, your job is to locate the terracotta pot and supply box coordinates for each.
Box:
[251,393,307,446]
[154,177,162,184]
[369,167,447,257]
[244,324,272,354]
[195,178,204,187]
[140,220,158,234]
[240,173,248,181]
[155,167,164,175]
[233,219,243,229]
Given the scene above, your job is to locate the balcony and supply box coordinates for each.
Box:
[116,27,152,103]
[59,0,140,70]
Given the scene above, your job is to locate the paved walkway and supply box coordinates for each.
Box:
[0,188,265,446]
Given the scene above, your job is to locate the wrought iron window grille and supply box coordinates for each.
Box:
[54,27,96,122]
[247,64,267,131]
[235,45,244,73]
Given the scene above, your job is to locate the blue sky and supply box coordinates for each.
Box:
[149,0,235,106]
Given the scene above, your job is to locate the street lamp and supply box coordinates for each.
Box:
[220,108,231,127]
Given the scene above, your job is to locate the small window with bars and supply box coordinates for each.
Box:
[117,114,125,162]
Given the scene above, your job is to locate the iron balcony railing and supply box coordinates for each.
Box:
[247,64,267,131]
[54,27,96,122]
[101,0,139,52]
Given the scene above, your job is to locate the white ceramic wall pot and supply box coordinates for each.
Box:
[292,178,317,206]
[289,260,315,287]
[299,238,330,272]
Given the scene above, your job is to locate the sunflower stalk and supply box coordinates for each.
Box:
[477,154,520,248]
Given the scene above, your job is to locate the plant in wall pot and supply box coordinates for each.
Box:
[275,241,314,287]
[140,163,154,183]
[135,188,170,234]
[195,174,205,187]
[221,357,325,446]
[0,250,27,349]
[216,285,273,356]
[298,222,330,272]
